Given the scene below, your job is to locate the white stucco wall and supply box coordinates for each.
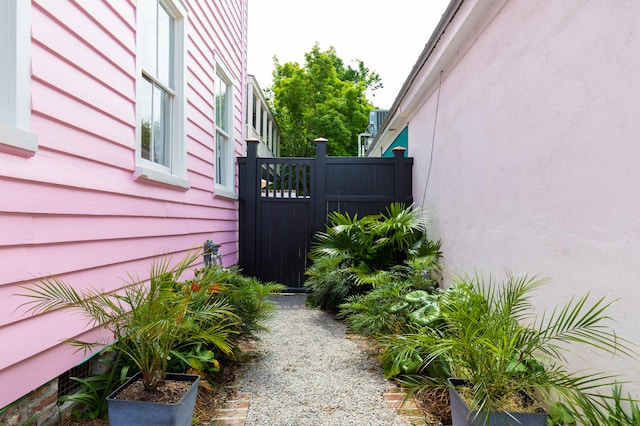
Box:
[409,0,640,397]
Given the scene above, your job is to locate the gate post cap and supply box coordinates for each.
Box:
[314,137,328,144]
[392,147,407,157]
[246,138,259,144]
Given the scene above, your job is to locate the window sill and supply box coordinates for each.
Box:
[0,123,38,158]
[214,185,238,200]
[134,165,190,191]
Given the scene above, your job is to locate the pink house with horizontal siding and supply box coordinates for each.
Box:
[0,0,248,414]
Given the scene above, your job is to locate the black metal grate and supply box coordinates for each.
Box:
[57,358,93,397]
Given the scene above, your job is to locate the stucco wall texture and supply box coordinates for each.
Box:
[411,0,640,397]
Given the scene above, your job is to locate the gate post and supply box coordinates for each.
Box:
[392,147,409,203]
[241,138,259,277]
[312,138,328,234]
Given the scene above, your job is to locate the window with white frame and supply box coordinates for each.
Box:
[0,0,38,157]
[214,59,235,193]
[135,0,188,189]
[251,93,258,131]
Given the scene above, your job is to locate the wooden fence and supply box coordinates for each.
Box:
[238,138,413,290]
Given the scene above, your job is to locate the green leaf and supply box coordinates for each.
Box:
[272,43,378,157]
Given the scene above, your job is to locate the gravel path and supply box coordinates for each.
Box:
[234,294,409,426]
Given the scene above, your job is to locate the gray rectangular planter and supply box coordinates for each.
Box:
[107,372,200,426]
[448,378,548,426]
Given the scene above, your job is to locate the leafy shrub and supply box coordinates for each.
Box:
[23,252,284,419]
[304,254,354,311]
[338,255,442,336]
[338,280,413,336]
[306,203,441,310]
[206,267,285,342]
[377,283,471,380]
[21,251,239,392]
[166,265,284,378]
[310,203,431,271]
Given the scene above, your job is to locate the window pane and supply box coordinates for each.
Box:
[252,93,257,129]
[160,86,172,168]
[216,130,228,184]
[138,0,156,75]
[151,82,162,164]
[215,77,228,132]
[157,4,173,88]
[140,77,153,161]
[262,111,267,139]
[152,84,171,167]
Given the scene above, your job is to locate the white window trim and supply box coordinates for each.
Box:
[214,55,238,199]
[134,0,190,190]
[0,0,38,158]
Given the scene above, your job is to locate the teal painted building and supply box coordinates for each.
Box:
[382,126,408,157]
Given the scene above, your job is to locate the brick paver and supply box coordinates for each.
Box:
[210,382,434,425]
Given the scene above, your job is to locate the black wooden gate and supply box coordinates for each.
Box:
[238,138,413,290]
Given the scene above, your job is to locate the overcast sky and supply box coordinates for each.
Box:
[247,0,451,109]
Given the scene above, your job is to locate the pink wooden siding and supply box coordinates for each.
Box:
[0,0,248,409]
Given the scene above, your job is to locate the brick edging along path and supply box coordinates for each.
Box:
[210,383,431,426]
[210,382,433,426]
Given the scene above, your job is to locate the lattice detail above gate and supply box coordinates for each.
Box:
[260,161,312,199]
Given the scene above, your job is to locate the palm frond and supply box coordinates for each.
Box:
[532,294,637,359]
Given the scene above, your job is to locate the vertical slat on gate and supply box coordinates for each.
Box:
[242,139,259,277]
[312,138,327,234]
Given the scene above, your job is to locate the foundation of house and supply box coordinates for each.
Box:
[0,378,61,426]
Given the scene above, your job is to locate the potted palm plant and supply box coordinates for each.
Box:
[392,272,637,426]
[20,250,239,426]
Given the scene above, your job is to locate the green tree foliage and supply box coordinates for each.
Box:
[270,43,382,157]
